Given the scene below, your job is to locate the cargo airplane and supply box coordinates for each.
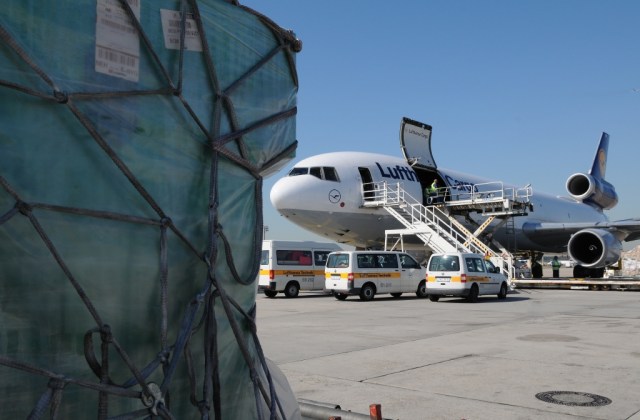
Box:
[270,117,640,278]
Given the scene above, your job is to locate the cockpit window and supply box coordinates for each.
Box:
[288,166,340,182]
[323,167,339,181]
[288,167,308,176]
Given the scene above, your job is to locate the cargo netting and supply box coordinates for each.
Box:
[0,0,300,418]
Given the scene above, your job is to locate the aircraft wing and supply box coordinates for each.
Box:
[523,218,640,242]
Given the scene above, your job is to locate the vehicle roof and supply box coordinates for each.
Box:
[328,250,407,254]
[262,240,342,248]
[429,252,485,258]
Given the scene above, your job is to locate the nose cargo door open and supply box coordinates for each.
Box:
[400,117,437,170]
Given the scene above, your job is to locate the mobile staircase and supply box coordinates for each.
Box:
[361,181,532,280]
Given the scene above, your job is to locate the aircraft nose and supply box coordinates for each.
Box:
[270,177,304,211]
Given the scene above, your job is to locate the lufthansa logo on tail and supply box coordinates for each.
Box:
[598,149,606,176]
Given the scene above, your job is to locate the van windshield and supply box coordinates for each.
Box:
[429,255,460,271]
[260,250,269,266]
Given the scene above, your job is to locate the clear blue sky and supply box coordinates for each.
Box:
[242,1,640,244]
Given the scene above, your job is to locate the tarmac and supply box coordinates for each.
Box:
[256,268,640,420]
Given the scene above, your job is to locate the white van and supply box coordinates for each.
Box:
[325,251,428,301]
[426,252,509,302]
[258,240,343,298]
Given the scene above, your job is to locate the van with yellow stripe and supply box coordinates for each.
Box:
[426,252,508,302]
[259,240,342,298]
[325,251,428,301]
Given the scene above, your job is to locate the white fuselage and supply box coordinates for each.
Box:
[270,151,608,253]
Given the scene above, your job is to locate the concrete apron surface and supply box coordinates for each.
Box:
[256,287,640,420]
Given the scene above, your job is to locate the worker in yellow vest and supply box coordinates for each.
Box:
[425,179,440,204]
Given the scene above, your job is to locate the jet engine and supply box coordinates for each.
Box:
[568,228,622,268]
[566,173,618,210]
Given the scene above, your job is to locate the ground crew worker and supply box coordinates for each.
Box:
[425,179,440,204]
[551,256,561,278]
[429,179,438,194]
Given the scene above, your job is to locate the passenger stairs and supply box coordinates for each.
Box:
[361,181,532,279]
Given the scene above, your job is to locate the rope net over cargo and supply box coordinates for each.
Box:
[0,0,300,418]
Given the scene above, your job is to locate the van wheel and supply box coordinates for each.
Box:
[429,295,440,302]
[359,284,375,301]
[497,282,508,299]
[416,280,428,298]
[334,292,348,301]
[284,282,299,298]
[264,290,277,298]
[466,284,479,302]
[390,292,402,298]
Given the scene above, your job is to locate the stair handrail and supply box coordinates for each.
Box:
[371,181,516,280]
[380,182,486,254]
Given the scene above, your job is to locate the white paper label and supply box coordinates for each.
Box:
[160,9,204,52]
[95,0,141,82]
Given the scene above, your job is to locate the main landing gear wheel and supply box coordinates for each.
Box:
[531,263,543,279]
[573,265,605,278]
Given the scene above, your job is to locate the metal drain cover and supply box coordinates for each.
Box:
[535,391,612,407]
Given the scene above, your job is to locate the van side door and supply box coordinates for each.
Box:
[465,256,490,293]
[399,253,423,291]
[372,253,400,293]
[483,259,504,293]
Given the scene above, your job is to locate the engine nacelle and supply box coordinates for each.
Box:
[566,173,618,210]
[568,228,622,268]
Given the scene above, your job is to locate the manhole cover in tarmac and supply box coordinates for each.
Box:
[535,391,612,407]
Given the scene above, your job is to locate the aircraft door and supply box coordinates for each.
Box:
[358,167,374,202]
[400,117,437,170]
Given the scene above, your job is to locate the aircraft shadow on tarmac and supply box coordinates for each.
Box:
[263,293,334,300]
[417,296,530,304]
[307,295,530,303]
[262,293,530,302]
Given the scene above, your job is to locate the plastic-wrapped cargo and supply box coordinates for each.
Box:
[0,0,301,418]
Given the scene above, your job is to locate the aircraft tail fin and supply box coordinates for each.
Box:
[566,132,617,210]
[589,132,609,180]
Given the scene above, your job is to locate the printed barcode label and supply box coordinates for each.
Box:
[95,0,141,82]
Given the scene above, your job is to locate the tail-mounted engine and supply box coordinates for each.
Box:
[568,228,622,268]
[566,173,618,210]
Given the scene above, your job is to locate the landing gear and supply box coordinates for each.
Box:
[530,251,543,279]
[573,265,605,279]
[531,261,543,279]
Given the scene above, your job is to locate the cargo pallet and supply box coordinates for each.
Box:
[511,278,640,291]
